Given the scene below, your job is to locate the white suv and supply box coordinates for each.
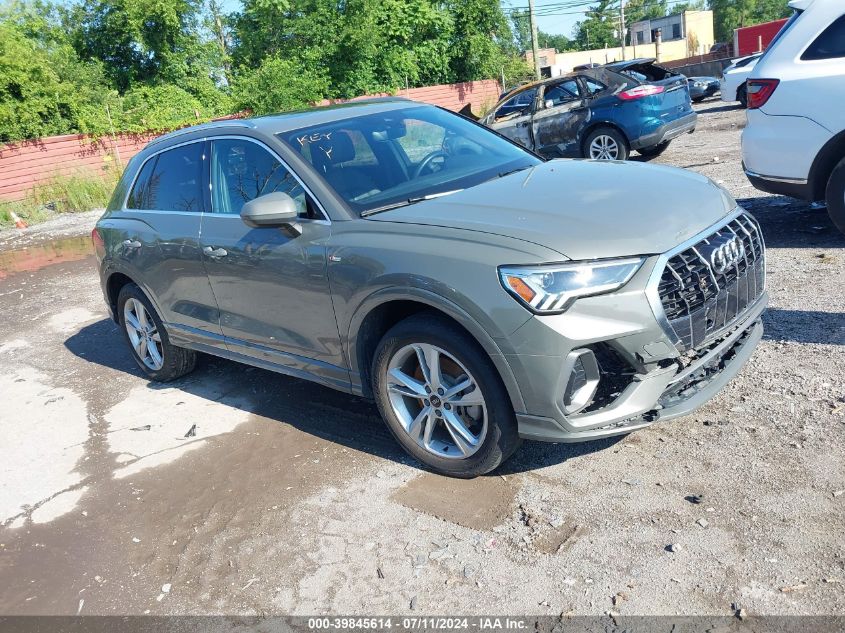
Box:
[741,0,845,234]
[720,53,762,107]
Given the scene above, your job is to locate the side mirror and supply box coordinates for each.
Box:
[545,99,554,109]
[240,192,302,236]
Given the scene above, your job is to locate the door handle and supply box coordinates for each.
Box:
[122,239,141,249]
[203,246,228,258]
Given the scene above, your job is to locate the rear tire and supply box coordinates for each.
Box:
[638,141,671,159]
[372,312,521,478]
[117,283,196,382]
[584,126,629,161]
[737,83,748,108]
[825,157,845,236]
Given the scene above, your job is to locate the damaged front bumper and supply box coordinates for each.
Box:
[515,296,766,442]
[506,209,767,443]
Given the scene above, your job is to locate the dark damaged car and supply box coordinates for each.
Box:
[482,59,697,161]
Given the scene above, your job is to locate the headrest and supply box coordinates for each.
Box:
[314,131,356,166]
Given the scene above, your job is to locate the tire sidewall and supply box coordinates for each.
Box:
[826,160,845,235]
[584,127,629,161]
[372,317,518,477]
[117,283,181,381]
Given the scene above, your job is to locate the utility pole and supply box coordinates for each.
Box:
[620,0,627,60]
[528,0,541,80]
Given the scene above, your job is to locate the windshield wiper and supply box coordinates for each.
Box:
[360,189,463,218]
[491,165,532,181]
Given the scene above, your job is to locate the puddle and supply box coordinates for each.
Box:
[0,236,93,280]
[393,472,518,531]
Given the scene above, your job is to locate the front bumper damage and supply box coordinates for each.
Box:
[506,209,767,443]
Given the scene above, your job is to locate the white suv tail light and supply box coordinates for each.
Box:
[747,79,780,109]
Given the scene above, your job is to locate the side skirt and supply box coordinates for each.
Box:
[168,323,357,396]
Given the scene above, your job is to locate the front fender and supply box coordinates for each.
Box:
[344,285,528,414]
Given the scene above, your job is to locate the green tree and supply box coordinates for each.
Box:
[233,0,455,98]
[539,32,572,51]
[623,0,668,24]
[510,8,572,54]
[0,20,118,142]
[572,0,618,50]
[72,0,207,91]
[120,83,216,130]
[230,56,330,115]
[672,1,705,13]
[445,0,512,82]
[708,0,791,42]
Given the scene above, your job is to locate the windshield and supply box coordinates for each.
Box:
[278,105,541,216]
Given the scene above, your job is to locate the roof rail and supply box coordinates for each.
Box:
[145,119,256,148]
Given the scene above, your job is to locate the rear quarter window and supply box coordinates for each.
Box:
[802,14,845,60]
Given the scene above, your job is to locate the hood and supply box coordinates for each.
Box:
[689,76,719,83]
[370,160,736,261]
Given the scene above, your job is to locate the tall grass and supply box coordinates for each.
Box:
[0,169,119,228]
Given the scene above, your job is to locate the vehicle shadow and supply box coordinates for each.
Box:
[695,102,742,114]
[737,195,845,249]
[64,319,613,476]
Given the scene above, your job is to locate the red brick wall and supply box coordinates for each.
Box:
[0,79,502,202]
[319,80,502,113]
[0,133,154,201]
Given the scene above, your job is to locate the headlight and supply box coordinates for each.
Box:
[694,81,707,88]
[499,258,645,314]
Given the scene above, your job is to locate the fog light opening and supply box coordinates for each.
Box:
[562,349,600,415]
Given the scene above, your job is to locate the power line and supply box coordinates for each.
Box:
[502,0,704,19]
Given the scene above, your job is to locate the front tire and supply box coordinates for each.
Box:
[638,141,671,159]
[372,313,520,478]
[825,157,845,235]
[117,283,196,381]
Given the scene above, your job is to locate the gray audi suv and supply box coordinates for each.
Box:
[94,98,767,477]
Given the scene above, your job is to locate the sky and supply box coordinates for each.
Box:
[500,0,588,38]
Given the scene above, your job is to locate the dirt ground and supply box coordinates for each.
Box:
[0,99,844,617]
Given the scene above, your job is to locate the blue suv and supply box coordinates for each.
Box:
[482,58,697,161]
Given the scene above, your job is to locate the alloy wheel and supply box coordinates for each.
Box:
[589,135,620,160]
[385,343,487,459]
[123,298,164,371]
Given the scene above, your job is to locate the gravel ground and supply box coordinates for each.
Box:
[0,98,843,617]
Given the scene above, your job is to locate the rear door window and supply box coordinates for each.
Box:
[543,79,580,107]
[128,142,205,212]
[802,14,845,60]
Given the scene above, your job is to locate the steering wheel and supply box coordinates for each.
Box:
[412,151,447,179]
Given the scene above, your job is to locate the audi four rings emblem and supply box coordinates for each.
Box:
[709,236,745,274]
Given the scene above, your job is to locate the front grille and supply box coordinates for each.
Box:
[657,213,765,350]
